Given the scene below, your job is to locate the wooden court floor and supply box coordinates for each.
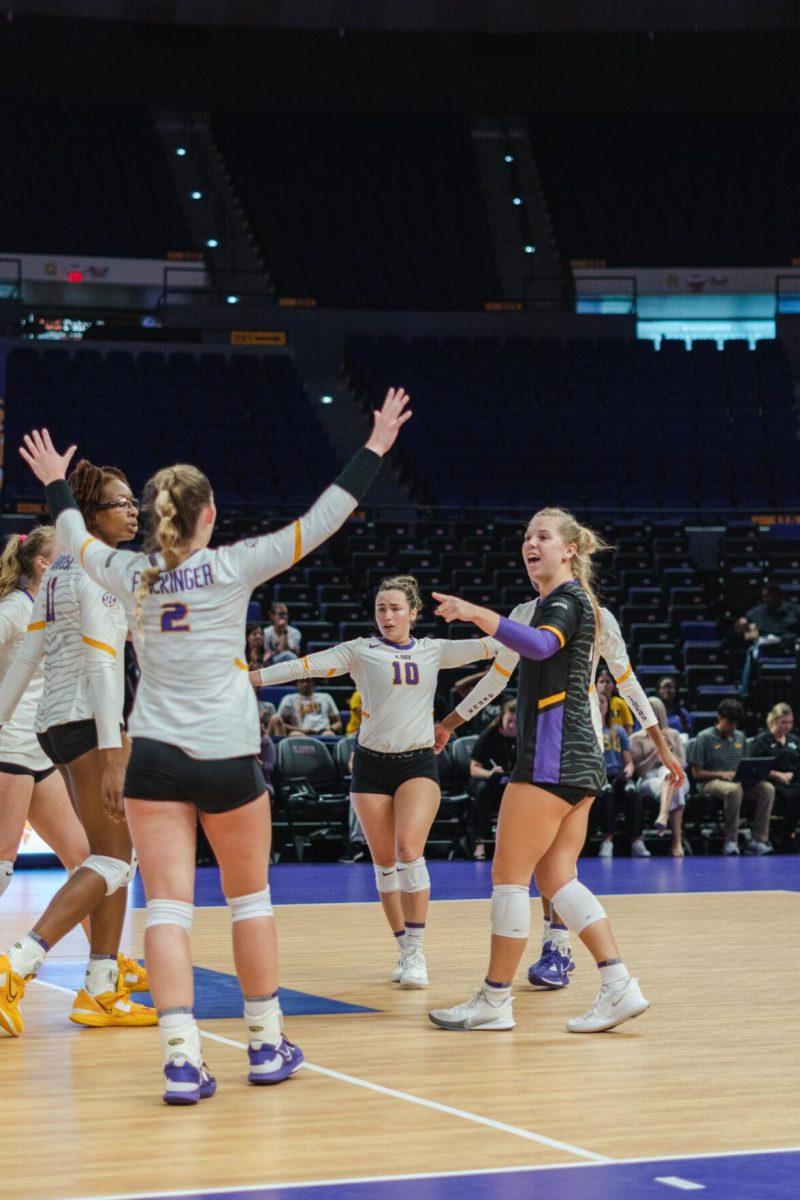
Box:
[0,886,797,1200]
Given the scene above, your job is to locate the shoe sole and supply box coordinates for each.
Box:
[428,1014,516,1031]
[163,1083,216,1105]
[566,998,650,1034]
[0,1011,21,1037]
[249,1058,304,1086]
[400,978,429,989]
[69,1013,158,1028]
[528,975,570,989]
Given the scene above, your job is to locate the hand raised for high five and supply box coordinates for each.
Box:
[365,387,412,457]
[19,428,77,486]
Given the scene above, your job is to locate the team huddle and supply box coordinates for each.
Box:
[0,389,685,1105]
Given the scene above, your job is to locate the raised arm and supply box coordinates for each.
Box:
[432,591,573,662]
[250,643,355,688]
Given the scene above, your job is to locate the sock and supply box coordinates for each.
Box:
[158,1006,202,1066]
[541,916,551,948]
[84,954,119,996]
[393,929,406,952]
[597,958,630,987]
[0,860,13,898]
[7,931,49,978]
[404,922,424,949]
[483,977,511,1004]
[549,920,571,952]
[244,990,281,1047]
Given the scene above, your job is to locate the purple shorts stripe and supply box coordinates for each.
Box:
[533,704,564,783]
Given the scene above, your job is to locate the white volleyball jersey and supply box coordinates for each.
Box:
[258,634,499,753]
[53,481,367,759]
[0,589,51,771]
[0,551,127,750]
[455,602,655,749]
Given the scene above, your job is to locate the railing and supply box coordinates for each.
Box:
[0,258,22,301]
[573,273,637,316]
[775,274,800,315]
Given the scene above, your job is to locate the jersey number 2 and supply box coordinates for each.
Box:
[391,661,419,685]
[161,602,191,633]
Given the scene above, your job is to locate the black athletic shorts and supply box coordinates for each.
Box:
[0,761,55,784]
[37,719,98,766]
[506,774,593,806]
[125,737,267,813]
[351,744,439,796]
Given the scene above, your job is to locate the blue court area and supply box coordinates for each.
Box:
[116,1149,800,1200]
[11,854,800,912]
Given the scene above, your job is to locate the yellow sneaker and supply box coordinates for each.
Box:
[69,978,157,1028]
[117,954,149,993]
[0,953,26,1037]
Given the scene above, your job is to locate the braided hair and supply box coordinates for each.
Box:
[68,459,130,531]
[134,464,213,625]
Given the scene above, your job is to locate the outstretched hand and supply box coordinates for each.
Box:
[19,429,77,486]
[432,591,478,625]
[365,387,412,457]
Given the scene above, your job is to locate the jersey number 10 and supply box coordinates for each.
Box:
[391,661,419,686]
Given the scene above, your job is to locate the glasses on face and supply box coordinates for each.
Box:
[95,497,140,513]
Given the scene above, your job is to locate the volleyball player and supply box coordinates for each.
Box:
[0,528,90,895]
[428,507,676,1033]
[19,388,410,1103]
[0,460,154,1037]
[253,574,500,988]
[436,598,683,990]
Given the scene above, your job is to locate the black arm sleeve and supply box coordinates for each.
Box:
[334,448,382,503]
[45,480,80,521]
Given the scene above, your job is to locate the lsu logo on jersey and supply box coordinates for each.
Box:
[102,593,117,608]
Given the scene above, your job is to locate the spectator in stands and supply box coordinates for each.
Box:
[749,702,800,852]
[595,692,648,858]
[278,679,342,737]
[596,666,634,734]
[264,601,302,663]
[657,676,693,737]
[630,697,688,857]
[688,698,775,855]
[258,709,277,799]
[246,623,268,670]
[469,700,517,861]
[736,584,800,643]
[346,689,362,734]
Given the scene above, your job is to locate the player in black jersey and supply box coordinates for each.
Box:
[429,507,654,1034]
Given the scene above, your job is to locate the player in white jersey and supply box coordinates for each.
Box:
[0,459,154,1039]
[253,573,500,988]
[19,389,410,1104]
[0,527,90,899]
[434,595,684,996]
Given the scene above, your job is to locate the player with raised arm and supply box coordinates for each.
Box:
[428,507,683,1035]
[253,574,499,988]
[435,595,684,991]
[0,461,154,1037]
[18,387,410,1103]
[0,528,90,898]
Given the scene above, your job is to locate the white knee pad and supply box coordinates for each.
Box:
[145,898,194,931]
[81,854,131,895]
[227,888,273,923]
[550,878,606,934]
[0,860,12,899]
[396,857,430,893]
[375,865,400,894]
[490,884,531,938]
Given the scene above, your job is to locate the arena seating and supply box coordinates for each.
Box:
[529,113,800,267]
[345,334,798,509]
[212,111,500,309]
[0,101,194,258]
[4,347,335,506]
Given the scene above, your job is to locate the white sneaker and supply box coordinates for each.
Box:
[631,838,651,858]
[598,839,614,858]
[566,976,649,1033]
[428,988,515,1031]
[399,946,429,989]
[723,840,740,856]
[746,840,774,856]
[391,949,404,983]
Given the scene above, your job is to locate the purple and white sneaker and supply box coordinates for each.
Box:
[162,1057,217,1106]
[528,944,575,989]
[248,1035,304,1085]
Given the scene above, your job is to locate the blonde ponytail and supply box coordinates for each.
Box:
[530,507,611,638]
[134,464,213,625]
[0,527,57,600]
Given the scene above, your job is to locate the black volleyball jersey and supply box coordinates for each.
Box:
[512,580,605,793]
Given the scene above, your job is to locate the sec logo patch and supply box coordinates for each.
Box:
[102,593,117,607]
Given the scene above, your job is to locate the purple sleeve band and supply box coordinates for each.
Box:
[495,616,561,661]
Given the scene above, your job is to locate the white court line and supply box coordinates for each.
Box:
[200,1026,610,1163]
[66,1145,800,1200]
[655,1178,705,1191]
[29,976,608,1164]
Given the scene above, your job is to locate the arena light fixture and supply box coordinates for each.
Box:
[320,394,334,405]
[176,147,187,157]
[191,190,203,200]
[206,238,219,248]
[512,197,522,206]
[226,295,239,304]
[525,244,535,254]
[504,154,514,163]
